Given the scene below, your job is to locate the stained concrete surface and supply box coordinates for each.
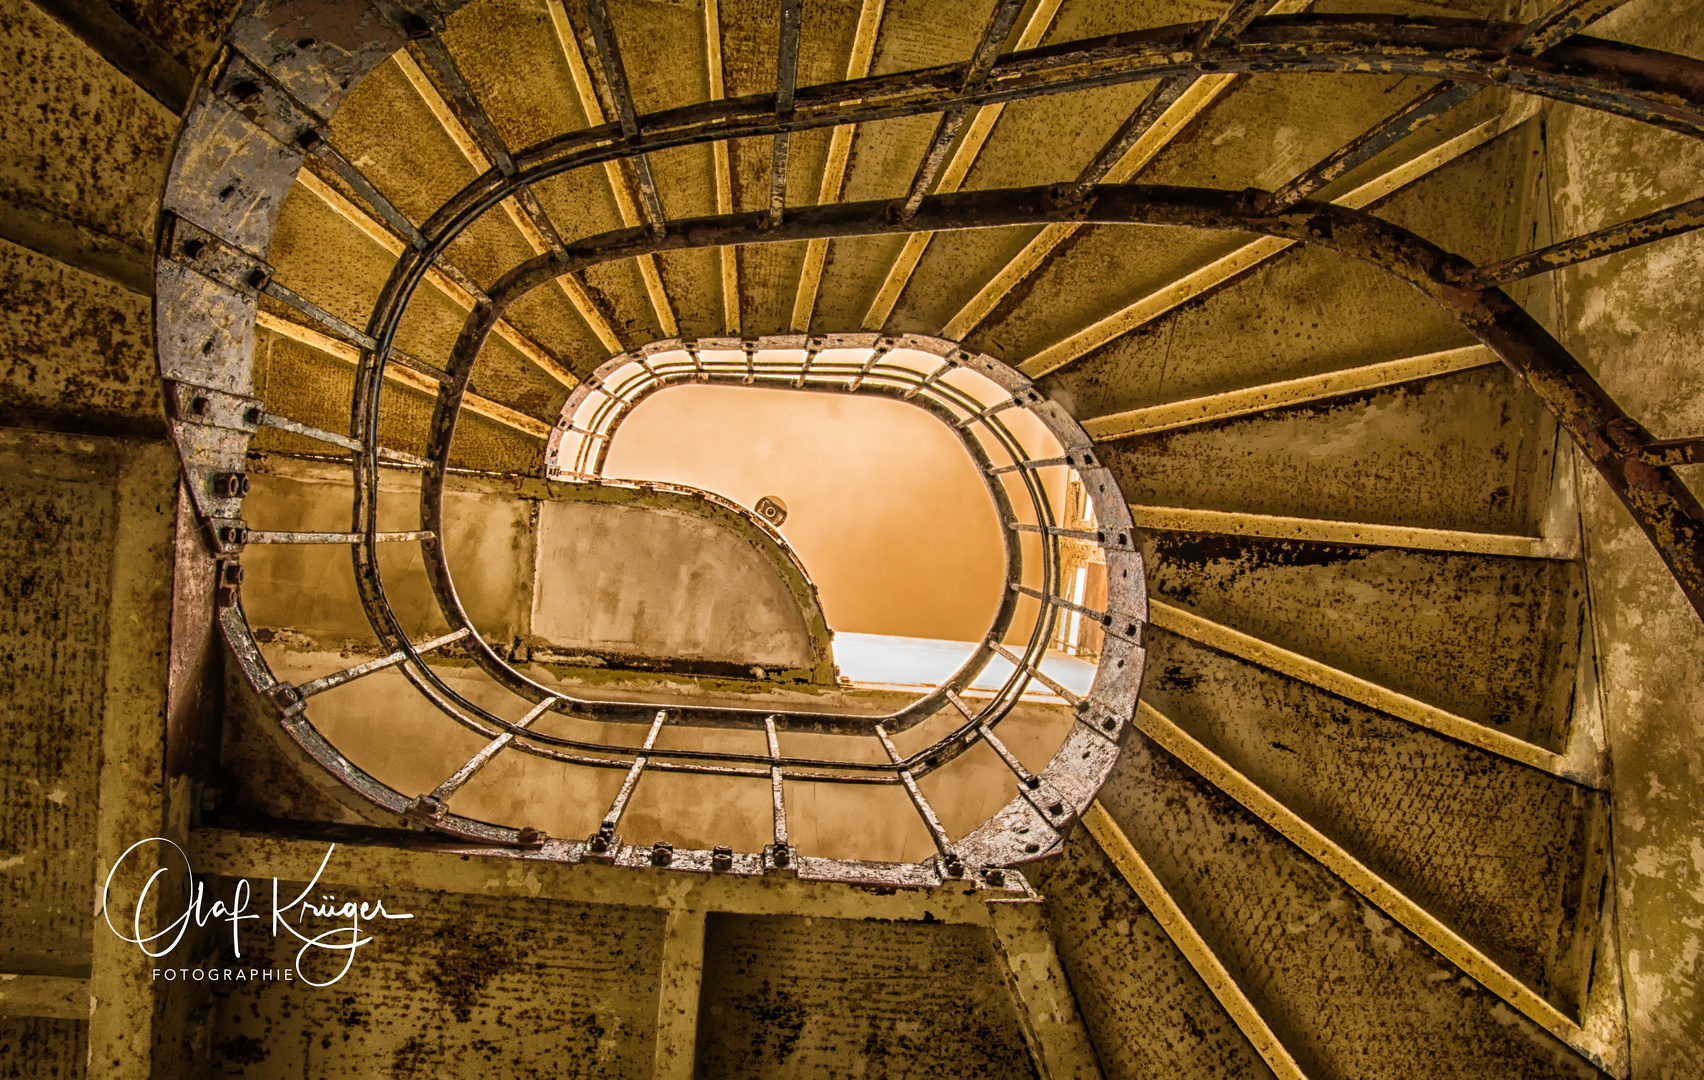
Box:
[1028,833,1276,1080]
[1544,2,1704,1063]
[1141,533,1582,745]
[695,912,1039,1079]
[1097,737,1606,1080]
[1144,628,1605,1016]
[202,888,665,1080]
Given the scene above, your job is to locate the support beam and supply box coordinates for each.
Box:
[90,441,178,1080]
[790,0,886,331]
[27,0,192,112]
[1083,804,1309,1080]
[255,311,554,439]
[1124,504,1569,558]
[580,0,667,233]
[1269,81,1482,210]
[895,0,1028,220]
[767,0,804,227]
[189,826,1003,923]
[1146,599,1595,783]
[863,0,1063,330]
[1129,699,1619,1069]
[944,0,1310,339]
[987,902,1105,1080]
[392,48,626,352]
[1455,192,1704,289]
[1021,98,1540,378]
[1516,0,1636,54]
[652,908,708,1080]
[702,0,742,333]
[548,0,678,339]
[1083,345,1496,440]
[0,974,87,1020]
[291,170,580,388]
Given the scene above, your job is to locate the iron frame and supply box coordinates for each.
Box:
[155,0,1704,888]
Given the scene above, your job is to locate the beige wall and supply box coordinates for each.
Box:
[603,382,1018,642]
[1542,4,1704,1071]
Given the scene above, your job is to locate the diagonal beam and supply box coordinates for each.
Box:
[767,0,805,227]
[1084,345,1496,440]
[393,49,624,353]
[1123,505,1569,558]
[291,171,579,388]
[862,0,1063,330]
[28,0,192,112]
[547,0,678,338]
[1515,0,1636,55]
[1268,80,1482,210]
[1455,191,1704,289]
[407,33,572,258]
[986,901,1105,1080]
[1020,97,1540,379]
[896,0,1029,220]
[1129,698,1616,1068]
[1147,599,1597,784]
[1083,804,1310,1080]
[580,0,668,235]
[255,310,554,439]
[790,0,887,332]
[704,0,741,332]
[944,0,1310,339]
[190,825,1006,923]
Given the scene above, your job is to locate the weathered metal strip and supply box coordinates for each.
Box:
[989,641,1083,707]
[1146,599,1592,782]
[764,716,789,849]
[601,710,670,831]
[1084,803,1312,1080]
[255,411,431,467]
[294,628,471,700]
[1083,345,1497,440]
[1456,192,1704,289]
[1130,699,1614,1069]
[1021,100,1538,378]
[1515,0,1635,54]
[429,697,560,804]
[243,529,435,545]
[1269,81,1482,210]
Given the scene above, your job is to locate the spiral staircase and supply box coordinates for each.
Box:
[4,0,1704,1077]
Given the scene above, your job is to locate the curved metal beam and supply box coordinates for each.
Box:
[373,184,1704,628]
